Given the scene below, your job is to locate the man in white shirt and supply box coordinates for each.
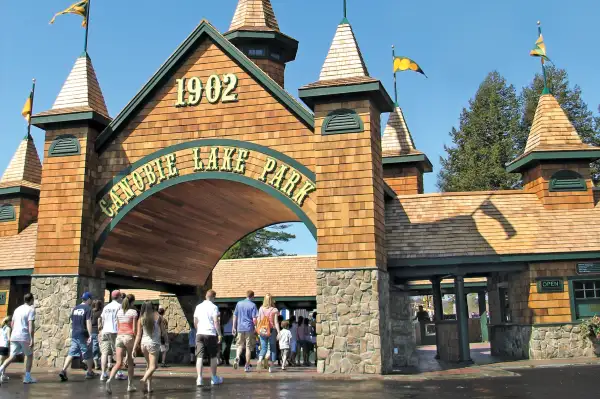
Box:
[0,293,36,385]
[193,290,223,387]
[99,290,122,381]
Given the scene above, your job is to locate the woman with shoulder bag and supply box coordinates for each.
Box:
[256,294,279,373]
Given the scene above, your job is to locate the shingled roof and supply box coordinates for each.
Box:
[386,191,600,262]
[382,106,420,157]
[318,20,369,82]
[36,53,109,118]
[228,0,279,32]
[0,223,37,271]
[0,136,42,189]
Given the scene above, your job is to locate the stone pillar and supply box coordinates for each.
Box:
[389,287,417,368]
[431,276,444,359]
[158,293,202,363]
[316,269,392,374]
[454,275,471,363]
[31,275,105,367]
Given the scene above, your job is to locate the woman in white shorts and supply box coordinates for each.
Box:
[106,294,137,394]
[0,317,11,382]
[133,301,166,393]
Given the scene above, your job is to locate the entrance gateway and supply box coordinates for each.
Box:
[1,0,599,374]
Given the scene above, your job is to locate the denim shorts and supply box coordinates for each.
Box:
[68,334,92,360]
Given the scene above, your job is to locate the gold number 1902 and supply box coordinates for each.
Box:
[175,74,238,107]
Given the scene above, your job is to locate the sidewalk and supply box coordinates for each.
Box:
[28,355,600,382]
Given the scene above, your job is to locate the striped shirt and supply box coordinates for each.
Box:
[117,309,138,335]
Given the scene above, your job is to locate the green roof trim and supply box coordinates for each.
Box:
[321,109,364,135]
[0,204,16,222]
[0,269,33,277]
[506,150,600,173]
[48,135,81,157]
[96,21,313,153]
[383,153,433,173]
[223,30,298,63]
[299,81,394,113]
[31,111,110,131]
[389,250,600,268]
[0,186,39,200]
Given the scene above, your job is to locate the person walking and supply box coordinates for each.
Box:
[220,309,234,366]
[232,290,258,372]
[106,293,137,394]
[288,316,298,366]
[0,317,11,382]
[0,293,36,385]
[256,294,280,373]
[189,327,197,364]
[59,292,96,381]
[91,299,103,370]
[277,321,292,370]
[296,315,306,366]
[99,290,122,381]
[193,290,223,387]
[157,307,170,367]
[133,301,167,393]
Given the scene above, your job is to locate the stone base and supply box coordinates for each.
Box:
[390,288,418,368]
[31,275,105,367]
[490,324,597,359]
[436,321,460,362]
[316,269,393,374]
[159,294,201,364]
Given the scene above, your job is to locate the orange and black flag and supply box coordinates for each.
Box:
[50,0,89,27]
[393,57,427,77]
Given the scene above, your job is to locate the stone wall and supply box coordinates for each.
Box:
[436,321,460,362]
[159,294,201,364]
[31,275,105,367]
[389,288,418,368]
[316,269,393,374]
[490,324,597,359]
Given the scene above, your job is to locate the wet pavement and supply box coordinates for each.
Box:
[1,365,600,399]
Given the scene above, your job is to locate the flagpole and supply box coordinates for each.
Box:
[27,79,36,139]
[343,0,347,19]
[538,21,549,94]
[392,45,398,106]
[83,0,91,54]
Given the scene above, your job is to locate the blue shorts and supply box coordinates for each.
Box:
[68,335,92,360]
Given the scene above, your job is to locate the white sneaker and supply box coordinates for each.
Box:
[127,384,136,392]
[1,374,8,382]
[100,372,108,381]
[244,365,251,373]
[196,377,203,387]
[211,376,223,386]
[268,367,273,373]
[23,375,37,384]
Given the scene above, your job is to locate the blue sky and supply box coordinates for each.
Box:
[2,0,599,256]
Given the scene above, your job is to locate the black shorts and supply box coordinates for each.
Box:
[189,346,196,354]
[0,347,8,357]
[195,335,218,359]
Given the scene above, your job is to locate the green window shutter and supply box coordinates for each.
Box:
[322,109,364,135]
[549,170,587,192]
[0,204,15,222]
[49,135,81,157]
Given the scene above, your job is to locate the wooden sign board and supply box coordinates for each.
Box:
[0,291,6,305]
[577,263,600,275]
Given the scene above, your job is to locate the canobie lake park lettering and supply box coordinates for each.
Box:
[98,146,316,218]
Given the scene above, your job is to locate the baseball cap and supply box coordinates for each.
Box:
[81,292,93,300]
[111,290,121,299]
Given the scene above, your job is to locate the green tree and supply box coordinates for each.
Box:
[517,66,600,184]
[438,71,521,192]
[221,224,296,259]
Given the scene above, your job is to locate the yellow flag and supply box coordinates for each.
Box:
[50,0,89,27]
[21,96,32,123]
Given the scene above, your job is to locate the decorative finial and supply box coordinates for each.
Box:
[537,20,541,26]
[343,0,347,19]
[32,78,36,83]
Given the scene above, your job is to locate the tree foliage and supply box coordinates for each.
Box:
[437,71,521,192]
[221,224,296,259]
[438,67,600,190]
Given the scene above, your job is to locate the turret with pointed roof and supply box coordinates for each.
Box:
[296,10,394,374]
[224,0,298,87]
[0,135,42,237]
[381,106,432,194]
[507,93,600,209]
